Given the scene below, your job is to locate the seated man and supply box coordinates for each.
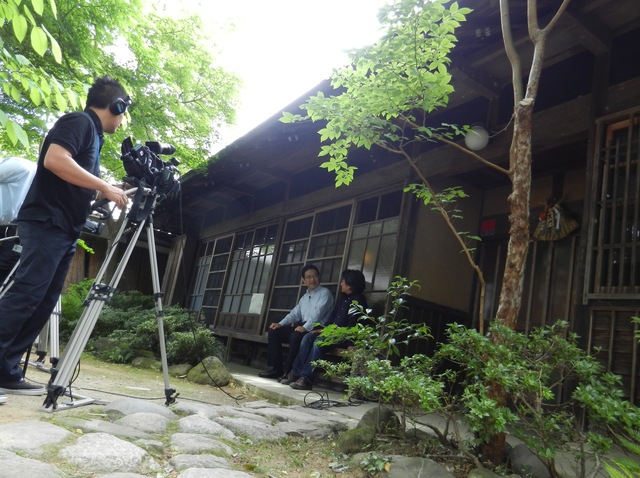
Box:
[258,264,334,380]
[286,268,368,390]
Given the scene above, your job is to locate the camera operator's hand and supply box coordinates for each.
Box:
[98,184,128,209]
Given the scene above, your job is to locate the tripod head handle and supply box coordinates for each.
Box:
[90,198,112,220]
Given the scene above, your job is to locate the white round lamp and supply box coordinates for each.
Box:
[464,125,490,151]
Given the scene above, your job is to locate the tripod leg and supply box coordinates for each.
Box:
[43,214,146,410]
[146,220,177,406]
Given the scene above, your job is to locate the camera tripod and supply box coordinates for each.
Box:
[42,186,178,411]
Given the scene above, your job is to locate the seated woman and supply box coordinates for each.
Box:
[285,268,368,390]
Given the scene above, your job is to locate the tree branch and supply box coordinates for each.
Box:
[499,0,523,103]
[435,135,510,176]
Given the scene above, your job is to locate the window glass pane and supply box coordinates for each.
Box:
[383,218,399,234]
[369,222,382,236]
[240,295,252,313]
[352,224,369,240]
[276,264,302,286]
[309,231,346,258]
[203,290,220,307]
[362,236,380,283]
[314,205,352,234]
[379,190,403,219]
[207,271,224,289]
[215,236,232,254]
[270,287,299,310]
[373,235,396,291]
[356,197,378,224]
[348,238,366,268]
[285,217,312,241]
[201,308,216,326]
[280,240,307,263]
[314,258,343,283]
[211,254,228,270]
[189,295,202,311]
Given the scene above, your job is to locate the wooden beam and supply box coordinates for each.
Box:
[560,10,610,54]
[451,66,501,100]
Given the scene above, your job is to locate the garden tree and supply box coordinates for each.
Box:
[0,0,83,149]
[282,0,570,464]
[1,0,239,174]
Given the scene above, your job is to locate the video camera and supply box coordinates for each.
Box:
[121,137,181,199]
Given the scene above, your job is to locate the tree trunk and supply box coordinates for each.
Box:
[495,99,533,327]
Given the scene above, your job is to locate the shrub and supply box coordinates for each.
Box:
[61,283,224,365]
[60,278,94,341]
[316,277,640,477]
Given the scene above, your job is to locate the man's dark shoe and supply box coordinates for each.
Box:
[0,379,45,396]
[280,371,298,385]
[258,369,282,379]
[290,376,313,390]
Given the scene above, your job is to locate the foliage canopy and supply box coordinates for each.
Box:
[1,0,239,174]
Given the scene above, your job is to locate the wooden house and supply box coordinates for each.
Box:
[150,0,640,403]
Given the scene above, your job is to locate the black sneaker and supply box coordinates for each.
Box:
[0,379,46,396]
[258,369,282,379]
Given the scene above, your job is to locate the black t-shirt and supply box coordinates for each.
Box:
[18,109,103,237]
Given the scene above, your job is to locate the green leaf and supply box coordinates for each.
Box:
[48,0,57,19]
[30,25,48,56]
[55,89,67,111]
[7,120,30,148]
[31,0,45,16]
[10,84,21,102]
[12,14,28,42]
[40,77,51,96]
[29,86,42,105]
[43,25,62,62]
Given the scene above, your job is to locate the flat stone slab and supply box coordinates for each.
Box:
[58,432,160,474]
[0,420,71,456]
[0,449,65,477]
[170,433,233,455]
[212,416,288,442]
[178,414,237,440]
[60,417,153,439]
[115,412,171,434]
[104,398,177,420]
[170,453,231,471]
[177,469,254,478]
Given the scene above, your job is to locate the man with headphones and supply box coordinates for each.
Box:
[0,76,130,399]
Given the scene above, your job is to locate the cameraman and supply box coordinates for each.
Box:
[0,76,130,398]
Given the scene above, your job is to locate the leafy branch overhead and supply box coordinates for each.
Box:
[281,0,492,328]
[1,0,240,174]
[0,0,84,147]
[281,0,474,183]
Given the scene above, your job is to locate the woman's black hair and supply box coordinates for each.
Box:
[86,76,128,109]
[341,269,366,295]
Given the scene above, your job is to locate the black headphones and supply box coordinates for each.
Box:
[109,96,132,115]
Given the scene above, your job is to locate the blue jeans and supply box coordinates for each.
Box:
[291,332,323,382]
[0,220,76,382]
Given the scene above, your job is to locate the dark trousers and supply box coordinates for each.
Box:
[266,323,307,374]
[0,220,76,382]
[292,334,351,383]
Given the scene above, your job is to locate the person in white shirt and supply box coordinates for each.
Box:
[258,264,334,380]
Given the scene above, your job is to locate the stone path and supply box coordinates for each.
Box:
[0,397,461,477]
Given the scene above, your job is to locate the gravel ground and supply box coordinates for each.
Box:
[1,355,256,423]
